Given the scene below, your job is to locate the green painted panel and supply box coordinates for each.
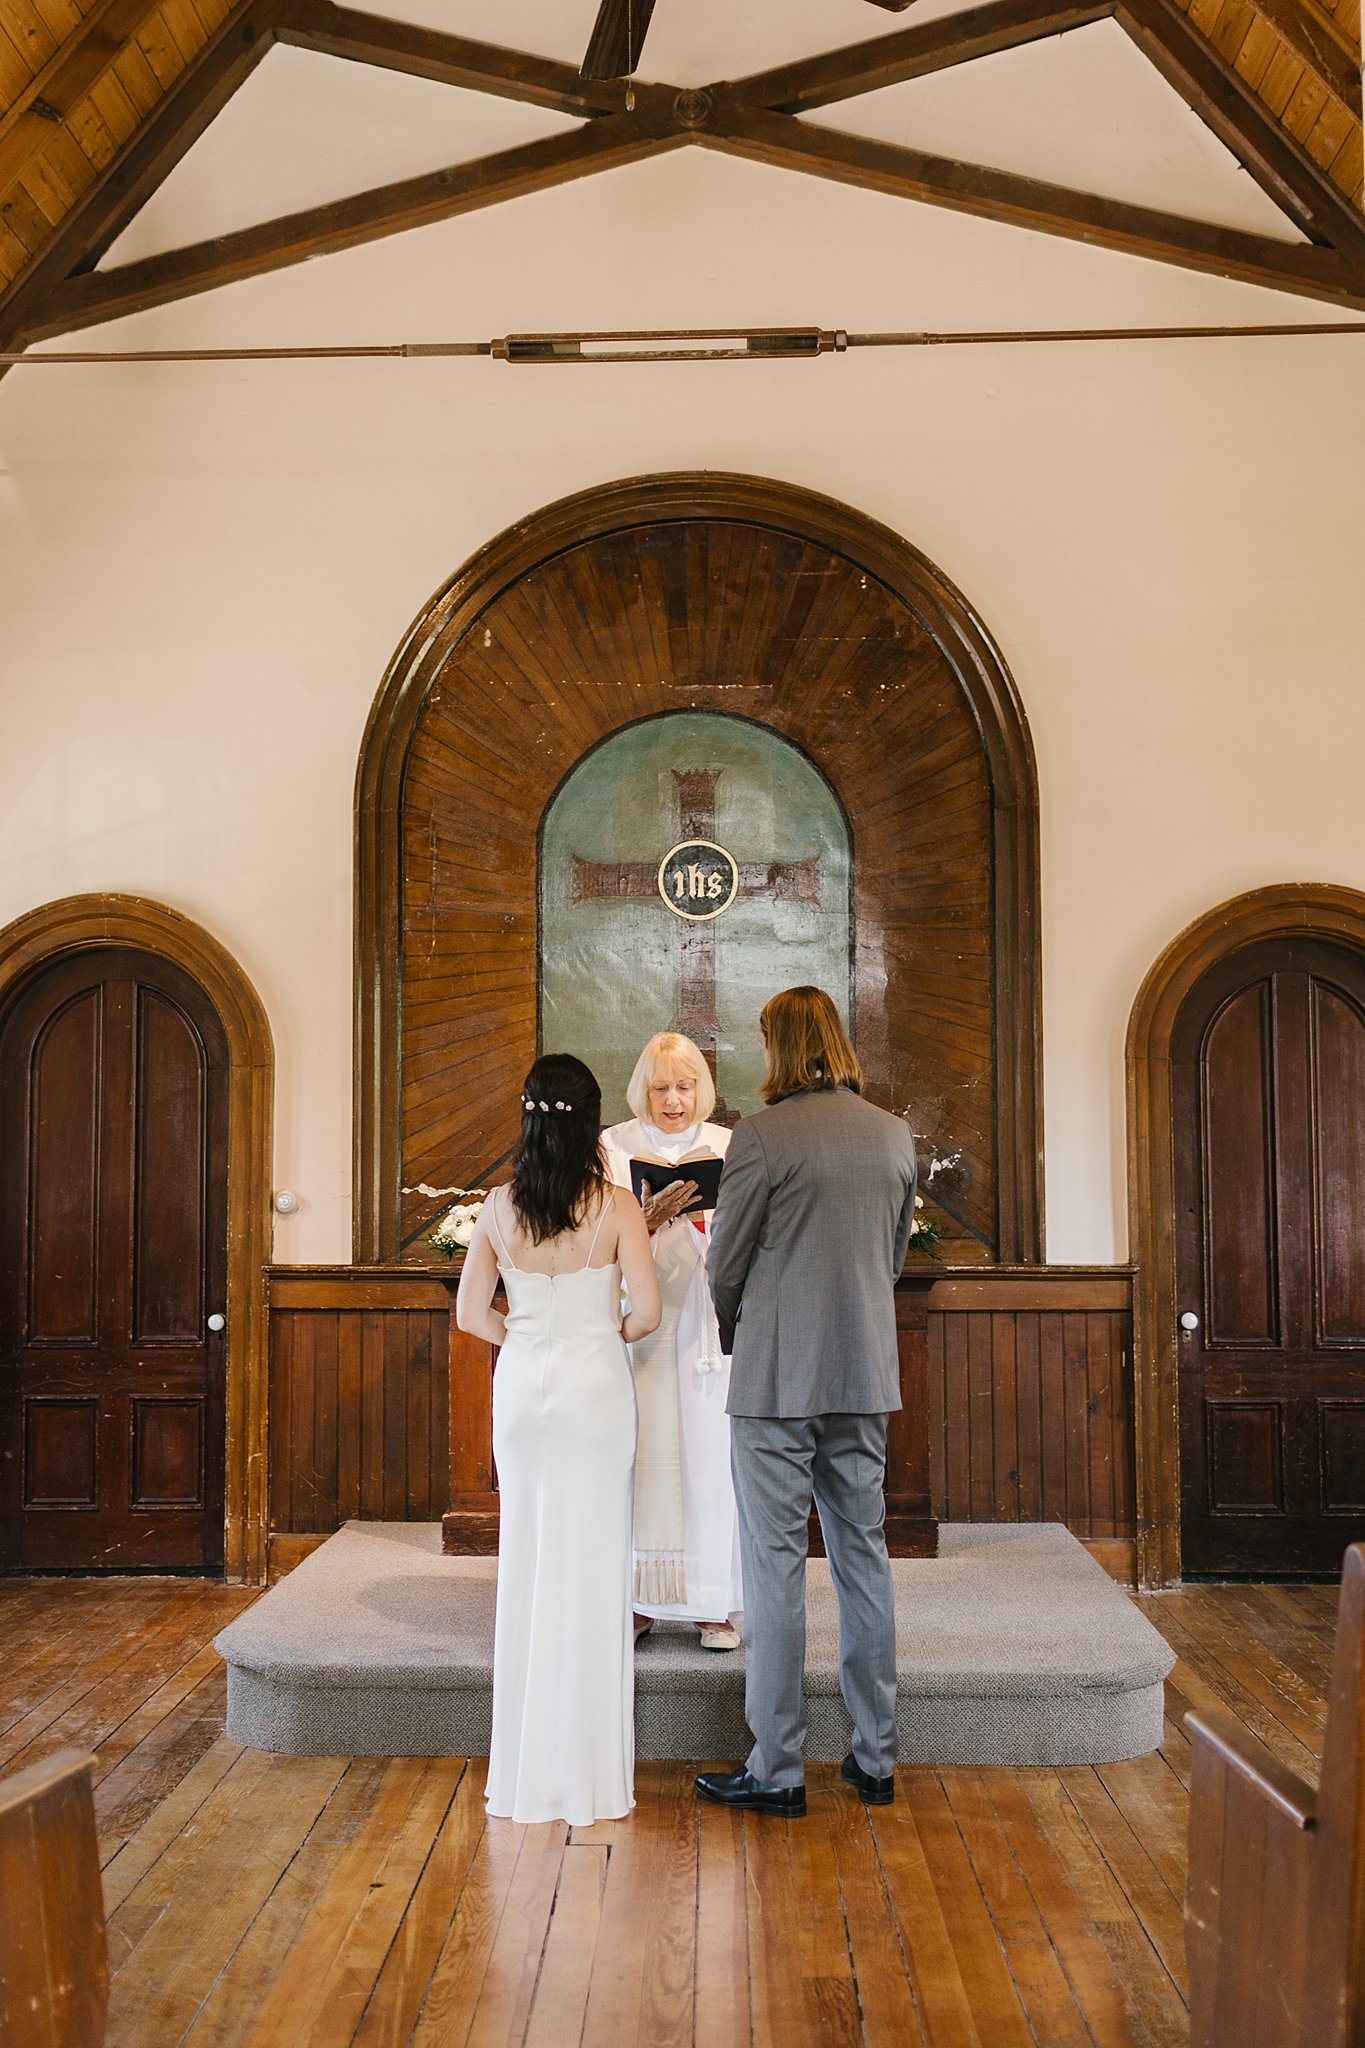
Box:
[540,713,851,1122]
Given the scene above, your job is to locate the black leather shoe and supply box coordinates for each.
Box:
[695,1766,806,1817]
[841,1753,895,1805]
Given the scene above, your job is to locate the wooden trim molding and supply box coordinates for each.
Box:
[0,894,274,1584]
[927,1266,1132,1311]
[266,1531,327,1580]
[1126,883,1365,1588]
[1082,1537,1138,1584]
[354,470,1043,1265]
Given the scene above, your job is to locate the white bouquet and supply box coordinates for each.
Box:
[427,1192,487,1260]
[907,1193,942,1256]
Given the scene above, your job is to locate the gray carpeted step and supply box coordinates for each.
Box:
[214,1521,1174,1768]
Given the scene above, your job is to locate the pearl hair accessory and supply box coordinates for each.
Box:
[522,1096,573,1113]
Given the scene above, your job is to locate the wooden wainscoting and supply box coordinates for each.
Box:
[266,1265,1134,1578]
[266,1269,453,1566]
[927,1271,1134,1533]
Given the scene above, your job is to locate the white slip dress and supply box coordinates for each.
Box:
[484,1192,637,1826]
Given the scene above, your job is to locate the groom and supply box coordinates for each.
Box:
[698,987,918,1817]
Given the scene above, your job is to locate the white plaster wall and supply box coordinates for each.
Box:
[3,139,1363,1266]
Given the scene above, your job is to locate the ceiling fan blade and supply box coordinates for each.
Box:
[580,0,659,80]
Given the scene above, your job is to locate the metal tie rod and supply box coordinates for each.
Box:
[4,322,1365,365]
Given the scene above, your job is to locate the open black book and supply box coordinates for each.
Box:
[629,1154,725,1216]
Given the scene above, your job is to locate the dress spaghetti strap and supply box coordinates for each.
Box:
[582,1189,612,1269]
[487,1189,518,1272]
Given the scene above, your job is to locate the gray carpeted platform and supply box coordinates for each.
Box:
[215,1521,1174,1767]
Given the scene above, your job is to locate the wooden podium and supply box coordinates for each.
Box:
[440,1269,939,1558]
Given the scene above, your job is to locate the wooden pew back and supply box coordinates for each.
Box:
[1186,1543,1365,2048]
[1305,1542,1365,2047]
[0,1749,107,2048]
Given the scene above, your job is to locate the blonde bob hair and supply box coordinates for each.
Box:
[759,986,863,1104]
[626,1031,717,1126]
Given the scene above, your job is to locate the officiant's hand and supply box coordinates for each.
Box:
[643,1180,699,1231]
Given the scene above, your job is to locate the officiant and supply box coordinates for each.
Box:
[602,1032,743,1651]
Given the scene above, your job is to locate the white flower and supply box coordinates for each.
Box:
[429,1192,485,1252]
[915,1194,924,1208]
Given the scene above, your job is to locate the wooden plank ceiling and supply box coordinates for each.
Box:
[1171,0,1361,194]
[0,0,1361,355]
[0,0,238,288]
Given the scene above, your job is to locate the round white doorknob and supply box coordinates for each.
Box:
[274,1190,299,1216]
[1180,1311,1200,1331]
[207,1313,226,1333]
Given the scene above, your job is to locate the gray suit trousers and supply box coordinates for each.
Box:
[729,1413,897,1788]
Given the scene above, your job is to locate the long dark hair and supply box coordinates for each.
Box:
[509,1054,609,1244]
[760,985,864,1103]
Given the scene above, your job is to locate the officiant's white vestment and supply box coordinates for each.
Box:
[601,1117,743,1624]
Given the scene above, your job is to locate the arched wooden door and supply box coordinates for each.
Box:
[1173,936,1365,1576]
[0,948,229,1572]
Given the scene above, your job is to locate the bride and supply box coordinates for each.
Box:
[456,1053,660,1826]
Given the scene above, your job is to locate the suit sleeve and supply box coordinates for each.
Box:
[891,1132,920,1274]
[706,1119,770,1354]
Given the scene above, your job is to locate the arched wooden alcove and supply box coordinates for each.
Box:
[356,473,1042,1266]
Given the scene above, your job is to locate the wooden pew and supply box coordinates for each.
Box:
[1186,1542,1365,2048]
[0,1749,107,2048]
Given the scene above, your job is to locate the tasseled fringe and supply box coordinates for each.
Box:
[695,1302,724,1374]
[634,1551,688,1605]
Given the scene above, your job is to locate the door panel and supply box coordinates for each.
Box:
[24,1399,98,1507]
[133,986,208,1346]
[29,989,102,1345]
[1175,938,1365,1575]
[1201,982,1279,1349]
[130,1398,204,1509]
[1311,979,1365,1345]
[0,948,228,1572]
[1205,1400,1285,1514]
[1320,1402,1365,1513]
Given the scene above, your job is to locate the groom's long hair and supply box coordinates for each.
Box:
[760,987,864,1104]
[509,1053,609,1243]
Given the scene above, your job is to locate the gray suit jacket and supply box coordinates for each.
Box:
[708,1087,918,1418]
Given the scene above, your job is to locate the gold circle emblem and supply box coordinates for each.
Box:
[657,840,740,921]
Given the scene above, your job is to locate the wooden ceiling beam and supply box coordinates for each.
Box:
[4,0,1363,356]
[0,0,275,361]
[33,108,683,341]
[580,0,659,82]
[698,101,1365,308]
[0,0,173,194]
[276,0,628,118]
[1116,0,1365,254]
[727,0,1116,115]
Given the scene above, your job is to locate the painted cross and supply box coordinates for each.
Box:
[570,768,821,1086]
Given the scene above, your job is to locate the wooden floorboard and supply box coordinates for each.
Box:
[0,1575,1336,2046]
